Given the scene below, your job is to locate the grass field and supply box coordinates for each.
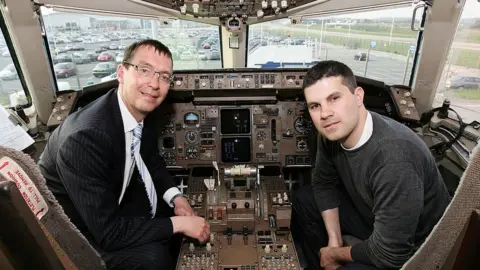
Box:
[298,24,480,44]
[454,89,480,100]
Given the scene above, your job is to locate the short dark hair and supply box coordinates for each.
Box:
[122,39,172,67]
[303,60,357,93]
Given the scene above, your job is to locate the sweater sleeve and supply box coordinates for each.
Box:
[311,137,340,212]
[350,162,423,269]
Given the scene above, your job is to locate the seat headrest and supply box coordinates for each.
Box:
[0,146,106,270]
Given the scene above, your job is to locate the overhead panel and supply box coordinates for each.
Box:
[133,0,323,31]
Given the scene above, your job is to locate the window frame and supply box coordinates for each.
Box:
[0,9,32,109]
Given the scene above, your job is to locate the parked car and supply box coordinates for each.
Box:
[115,52,124,63]
[446,76,480,90]
[54,62,76,78]
[180,51,194,60]
[101,72,117,82]
[208,50,220,60]
[92,62,116,77]
[97,52,114,61]
[354,52,367,61]
[0,64,18,80]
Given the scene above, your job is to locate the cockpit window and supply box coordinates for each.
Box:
[247,6,420,86]
[435,0,480,123]
[40,7,222,91]
[0,21,29,107]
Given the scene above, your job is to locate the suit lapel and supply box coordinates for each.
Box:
[108,89,127,190]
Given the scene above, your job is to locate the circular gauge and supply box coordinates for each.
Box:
[186,146,198,159]
[185,131,199,144]
[294,116,313,134]
[256,131,266,141]
[184,112,199,125]
[162,151,176,164]
[296,139,308,152]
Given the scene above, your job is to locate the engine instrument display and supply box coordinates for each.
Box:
[221,137,251,163]
[221,108,251,135]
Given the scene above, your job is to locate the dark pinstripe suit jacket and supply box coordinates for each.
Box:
[38,89,177,252]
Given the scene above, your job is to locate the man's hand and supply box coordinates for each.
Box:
[173,196,195,216]
[320,247,342,270]
[171,216,211,243]
[320,246,354,270]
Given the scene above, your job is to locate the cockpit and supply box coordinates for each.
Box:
[0,0,479,269]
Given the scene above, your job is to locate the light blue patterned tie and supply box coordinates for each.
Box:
[132,123,157,217]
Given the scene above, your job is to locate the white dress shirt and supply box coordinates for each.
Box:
[116,91,181,207]
[342,111,373,151]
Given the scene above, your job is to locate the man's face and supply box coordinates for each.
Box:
[117,45,173,119]
[305,76,364,142]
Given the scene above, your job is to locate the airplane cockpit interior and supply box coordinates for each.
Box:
[0,0,479,269]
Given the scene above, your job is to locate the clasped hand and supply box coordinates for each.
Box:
[173,196,211,243]
[320,247,342,270]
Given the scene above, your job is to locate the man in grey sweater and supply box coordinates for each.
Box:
[291,60,451,270]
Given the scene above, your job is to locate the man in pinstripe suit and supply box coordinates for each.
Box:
[38,39,210,269]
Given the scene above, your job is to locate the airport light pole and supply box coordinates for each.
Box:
[348,24,351,47]
[364,47,370,77]
[389,17,395,46]
[319,18,324,60]
[403,49,411,85]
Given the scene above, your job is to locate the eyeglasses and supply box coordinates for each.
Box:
[123,62,173,84]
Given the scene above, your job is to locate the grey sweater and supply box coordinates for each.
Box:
[312,111,451,269]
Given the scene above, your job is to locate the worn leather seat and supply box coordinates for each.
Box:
[0,146,106,269]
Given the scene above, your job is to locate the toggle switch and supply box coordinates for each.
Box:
[227,226,233,245]
[208,208,213,220]
[243,226,249,245]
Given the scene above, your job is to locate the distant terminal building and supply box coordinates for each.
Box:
[42,12,143,30]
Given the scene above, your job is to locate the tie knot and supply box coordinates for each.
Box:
[133,123,143,139]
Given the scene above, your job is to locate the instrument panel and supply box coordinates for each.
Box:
[158,102,313,168]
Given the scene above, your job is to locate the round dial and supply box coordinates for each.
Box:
[296,139,308,152]
[185,130,199,144]
[162,151,176,164]
[256,131,266,141]
[294,116,312,134]
[186,146,198,159]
